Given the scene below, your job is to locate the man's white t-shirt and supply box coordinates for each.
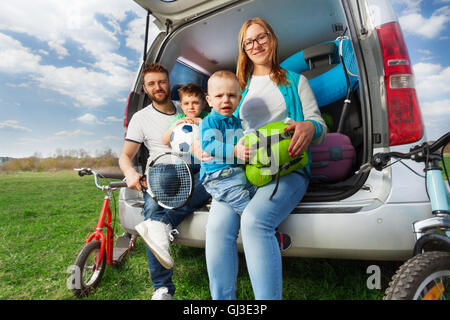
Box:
[125,101,181,161]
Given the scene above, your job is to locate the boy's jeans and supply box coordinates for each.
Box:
[202,167,257,215]
[142,174,210,295]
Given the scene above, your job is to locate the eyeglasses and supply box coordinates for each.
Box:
[242,32,270,51]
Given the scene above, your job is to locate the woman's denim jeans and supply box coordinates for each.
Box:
[205,172,309,300]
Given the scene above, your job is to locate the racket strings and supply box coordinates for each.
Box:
[147,155,192,208]
[341,39,358,77]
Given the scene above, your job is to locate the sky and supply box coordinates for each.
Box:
[0,0,449,158]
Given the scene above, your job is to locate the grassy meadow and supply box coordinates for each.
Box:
[0,170,403,300]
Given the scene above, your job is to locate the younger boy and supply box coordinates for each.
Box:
[200,70,291,250]
[199,70,256,216]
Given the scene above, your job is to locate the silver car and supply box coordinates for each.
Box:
[119,0,430,262]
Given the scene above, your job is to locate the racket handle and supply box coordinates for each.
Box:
[139,175,148,192]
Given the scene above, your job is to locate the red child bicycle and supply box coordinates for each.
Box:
[68,168,137,297]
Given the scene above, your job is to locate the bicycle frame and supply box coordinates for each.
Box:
[412,148,450,251]
[426,167,449,215]
[366,132,450,254]
[85,190,115,266]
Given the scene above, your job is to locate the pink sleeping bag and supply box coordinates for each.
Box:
[309,133,356,182]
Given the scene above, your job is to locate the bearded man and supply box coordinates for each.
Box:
[119,63,210,300]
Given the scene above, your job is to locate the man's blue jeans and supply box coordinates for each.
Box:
[143,175,210,295]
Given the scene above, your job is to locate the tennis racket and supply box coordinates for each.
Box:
[338,36,359,78]
[337,36,360,133]
[142,152,194,209]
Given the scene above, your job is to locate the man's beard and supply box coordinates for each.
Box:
[148,89,171,104]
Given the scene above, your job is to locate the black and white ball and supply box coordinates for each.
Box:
[170,123,199,154]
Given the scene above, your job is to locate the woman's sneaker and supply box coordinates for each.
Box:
[135,220,178,269]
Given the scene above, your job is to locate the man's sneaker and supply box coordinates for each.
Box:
[275,231,292,251]
[151,286,173,300]
[135,220,178,269]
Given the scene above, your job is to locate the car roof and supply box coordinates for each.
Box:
[146,0,347,73]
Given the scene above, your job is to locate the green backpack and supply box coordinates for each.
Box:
[243,121,309,199]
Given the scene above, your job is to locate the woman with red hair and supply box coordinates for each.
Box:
[204,17,327,299]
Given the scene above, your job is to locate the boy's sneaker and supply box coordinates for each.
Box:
[135,220,178,269]
[151,286,173,300]
[275,231,292,251]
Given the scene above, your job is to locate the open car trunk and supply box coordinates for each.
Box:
[128,0,371,202]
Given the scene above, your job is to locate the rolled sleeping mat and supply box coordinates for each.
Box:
[281,39,359,107]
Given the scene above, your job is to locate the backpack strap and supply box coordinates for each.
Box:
[269,156,305,200]
[253,130,293,165]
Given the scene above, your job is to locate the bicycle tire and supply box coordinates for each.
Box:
[70,241,106,298]
[384,251,450,300]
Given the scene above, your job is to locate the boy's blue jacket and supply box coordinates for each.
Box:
[199,109,244,181]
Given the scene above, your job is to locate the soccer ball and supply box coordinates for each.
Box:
[170,123,199,154]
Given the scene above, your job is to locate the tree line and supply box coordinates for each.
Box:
[0,148,119,172]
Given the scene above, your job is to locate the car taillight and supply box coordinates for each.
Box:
[124,91,133,128]
[376,22,424,146]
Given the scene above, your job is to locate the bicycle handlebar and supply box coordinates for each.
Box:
[74,168,126,190]
[358,131,450,173]
[76,168,124,179]
[109,181,128,188]
[429,131,450,153]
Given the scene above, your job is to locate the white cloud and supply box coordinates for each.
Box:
[0,33,42,73]
[73,114,124,125]
[392,0,423,14]
[0,120,32,132]
[413,62,450,100]
[396,1,450,38]
[124,14,160,54]
[420,100,450,140]
[105,116,122,122]
[54,129,94,137]
[0,1,145,58]
[103,135,123,141]
[399,12,450,38]
[412,62,450,140]
[74,113,105,125]
[0,1,149,108]
[0,33,136,108]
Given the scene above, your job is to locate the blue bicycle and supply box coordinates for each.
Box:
[360,131,450,300]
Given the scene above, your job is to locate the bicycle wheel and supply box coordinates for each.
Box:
[384,251,450,300]
[70,240,106,298]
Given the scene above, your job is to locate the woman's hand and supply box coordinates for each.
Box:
[284,121,315,157]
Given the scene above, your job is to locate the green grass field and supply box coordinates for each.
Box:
[0,171,402,300]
